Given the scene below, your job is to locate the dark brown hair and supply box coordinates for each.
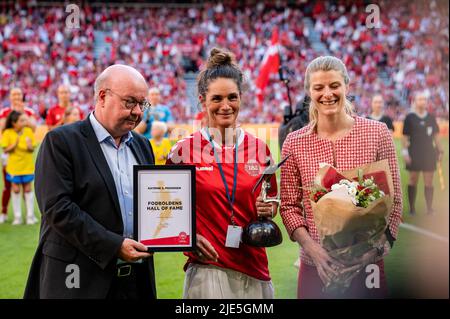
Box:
[4,110,22,131]
[197,47,244,98]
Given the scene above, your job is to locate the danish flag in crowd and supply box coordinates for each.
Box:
[255,27,280,105]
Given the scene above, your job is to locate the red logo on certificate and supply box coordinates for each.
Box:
[178,232,188,244]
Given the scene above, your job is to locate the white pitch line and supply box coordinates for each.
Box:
[400,223,449,244]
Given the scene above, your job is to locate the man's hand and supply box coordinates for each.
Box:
[118,238,152,262]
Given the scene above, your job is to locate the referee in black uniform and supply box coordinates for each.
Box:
[402,92,444,215]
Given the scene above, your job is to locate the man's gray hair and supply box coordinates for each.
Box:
[93,73,106,102]
[93,64,147,103]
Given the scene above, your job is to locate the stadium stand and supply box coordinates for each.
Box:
[0,0,448,124]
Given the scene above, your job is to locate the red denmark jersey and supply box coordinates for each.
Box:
[46,105,85,126]
[0,106,36,119]
[167,129,278,281]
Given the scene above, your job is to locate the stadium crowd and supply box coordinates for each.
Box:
[0,0,448,124]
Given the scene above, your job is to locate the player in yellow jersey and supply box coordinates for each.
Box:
[1,111,37,225]
[149,121,172,165]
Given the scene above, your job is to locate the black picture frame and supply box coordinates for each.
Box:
[133,165,196,252]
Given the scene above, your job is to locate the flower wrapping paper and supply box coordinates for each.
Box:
[310,159,394,294]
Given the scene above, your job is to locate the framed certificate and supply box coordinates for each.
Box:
[134,165,196,252]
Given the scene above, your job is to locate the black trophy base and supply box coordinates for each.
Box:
[241,218,283,247]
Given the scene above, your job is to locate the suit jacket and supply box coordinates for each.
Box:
[24,118,156,299]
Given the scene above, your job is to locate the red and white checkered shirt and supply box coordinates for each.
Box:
[280,116,403,266]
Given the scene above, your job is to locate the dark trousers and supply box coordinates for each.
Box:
[298,260,388,299]
[106,263,154,300]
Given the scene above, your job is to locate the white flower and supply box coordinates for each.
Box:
[380,190,385,196]
[350,181,359,188]
[331,183,347,191]
[369,195,376,201]
[348,187,357,197]
[363,178,374,187]
[351,197,358,205]
[339,179,351,185]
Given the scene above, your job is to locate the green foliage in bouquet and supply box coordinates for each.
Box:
[310,171,386,209]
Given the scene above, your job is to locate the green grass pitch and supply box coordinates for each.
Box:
[0,138,448,298]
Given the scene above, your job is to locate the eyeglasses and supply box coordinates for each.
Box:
[104,89,151,112]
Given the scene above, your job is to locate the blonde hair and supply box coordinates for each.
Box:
[151,121,168,134]
[304,56,354,131]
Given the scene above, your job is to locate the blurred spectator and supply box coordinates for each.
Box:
[62,106,81,125]
[0,87,36,224]
[0,110,37,225]
[135,87,174,138]
[0,87,37,131]
[46,84,85,131]
[367,94,394,132]
[149,121,172,165]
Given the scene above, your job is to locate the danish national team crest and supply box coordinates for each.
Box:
[245,159,261,177]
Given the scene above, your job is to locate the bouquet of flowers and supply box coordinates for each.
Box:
[312,175,386,208]
[309,159,394,294]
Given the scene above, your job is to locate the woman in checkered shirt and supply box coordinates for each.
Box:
[280,56,402,298]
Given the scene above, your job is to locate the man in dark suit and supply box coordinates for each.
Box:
[24,65,157,299]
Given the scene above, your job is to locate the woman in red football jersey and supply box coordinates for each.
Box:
[167,47,278,299]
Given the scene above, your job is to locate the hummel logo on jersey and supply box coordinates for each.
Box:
[196,166,213,171]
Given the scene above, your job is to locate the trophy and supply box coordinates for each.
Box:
[241,155,290,247]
